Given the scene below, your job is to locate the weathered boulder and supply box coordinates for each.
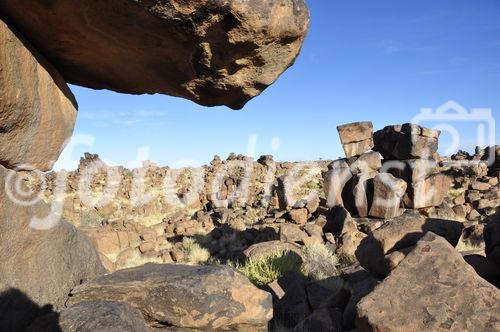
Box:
[244,240,303,260]
[341,264,380,330]
[373,124,439,160]
[324,160,353,208]
[0,19,77,171]
[408,173,451,209]
[350,172,376,217]
[323,206,357,237]
[338,230,367,261]
[368,173,407,219]
[26,301,150,332]
[0,166,105,314]
[347,151,381,175]
[337,122,373,145]
[67,263,273,330]
[356,232,500,332]
[355,211,464,276]
[288,208,309,225]
[280,223,308,243]
[337,122,374,158]
[0,0,310,110]
[388,159,450,209]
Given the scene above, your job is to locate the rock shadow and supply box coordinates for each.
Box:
[169,222,280,263]
[0,288,61,332]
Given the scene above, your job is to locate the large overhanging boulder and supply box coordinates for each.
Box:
[0,0,310,110]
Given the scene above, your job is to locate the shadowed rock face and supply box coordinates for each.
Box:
[0,0,310,109]
[0,165,105,313]
[27,301,150,332]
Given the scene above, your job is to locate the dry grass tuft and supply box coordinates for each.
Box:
[302,242,341,280]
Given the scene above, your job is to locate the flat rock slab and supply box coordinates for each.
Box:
[0,19,77,171]
[67,263,273,330]
[357,232,500,332]
[0,0,309,109]
[27,301,150,332]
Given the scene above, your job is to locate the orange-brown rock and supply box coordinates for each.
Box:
[0,0,310,109]
[0,19,77,171]
[68,263,273,330]
[356,233,500,332]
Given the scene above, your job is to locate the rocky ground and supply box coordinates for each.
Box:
[26,121,500,331]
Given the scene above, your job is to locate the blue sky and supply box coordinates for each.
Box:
[56,0,500,170]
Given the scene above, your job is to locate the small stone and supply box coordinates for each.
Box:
[452,205,467,220]
[288,208,309,225]
[303,224,324,239]
[325,233,336,245]
[140,229,157,242]
[471,180,491,191]
[280,223,308,243]
[170,249,185,262]
[139,241,155,254]
[467,209,481,221]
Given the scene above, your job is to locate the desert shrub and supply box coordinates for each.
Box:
[302,243,341,280]
[79,209,105,227]
[231,250,302,286]
[182,237,211,265]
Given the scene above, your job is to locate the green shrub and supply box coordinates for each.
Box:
[232,250,302,286]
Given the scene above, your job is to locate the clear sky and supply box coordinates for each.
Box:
[55,0,500,170]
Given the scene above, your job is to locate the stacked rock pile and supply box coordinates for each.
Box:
[325,121,449,221]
